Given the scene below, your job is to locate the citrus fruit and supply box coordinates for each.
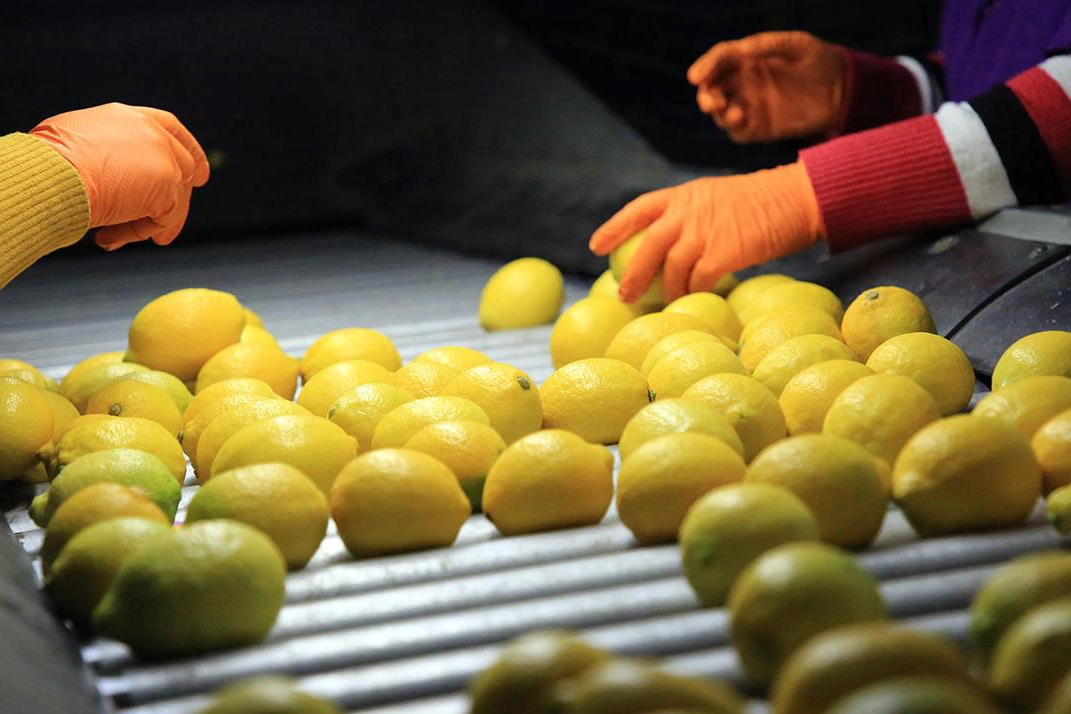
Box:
[60,351,125,397]
[823,677,1001,714]
[646,340,749,400]
[479,257,565,330]
[1035,409,1071,493]
[988,596,1071,711]
[617,433,746,545]
[40,390,80,440]
[892,414,1041,536]
[0,378,53,480]
[1040,672,1071,714]
[52,415,186,483]
[186,462,330,569]
[974,375,1071,440]
[413,346,493,372]
[681,373,787,461]
[193,398,310,480]
[663,292,742,341]
[119,369,194,414]
[239,324,279,348]
[727,273,795,324]
[182,377,275,426]
[752,334,859,397]
[618,398,744,460]
[127,288,246,381]
[639,330,730,378]
[196,676,343,714]
[390,359,460,398]
[1048,486,1071,534]
[992,330,1071,388]
[549,297,636,369]
[85,380,183,436]
[588,270,652,315]
[539,358,651,444]
[295,359,395,416]
[181,393,280,459]
[242,306,265,329]
[483,429,613,536]
[604,312,713,369]
[405,419,506,511]
[371,395,489,449]
[327,383,415,453]
[330,448,471,557]
[840,286,937,360]
[779,360,874,435]
[865,332,974,415]
[608,230,666,312]
[196,342,299,399]
[300,327,401,380]
[745,280,844,324]
[728,541,887,688]
[680,483,820,607]
[739,306,843,372]
[91,519,286,659]
[63,361,150,413]
[0,363,53,390]
[441,363,543,444]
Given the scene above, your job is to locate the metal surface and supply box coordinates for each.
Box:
[1,224,1068,714]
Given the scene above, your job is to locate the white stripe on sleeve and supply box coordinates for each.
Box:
[1039,55,1071,101]
[933,101,1018,219]
[896,56,936,114]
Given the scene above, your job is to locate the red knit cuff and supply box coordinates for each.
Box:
[801,115,972,252]
[835,49,924,136]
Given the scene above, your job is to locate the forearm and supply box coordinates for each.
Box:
[833,49,941,136]
[0,133,90,290]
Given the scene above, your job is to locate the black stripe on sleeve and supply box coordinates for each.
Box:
[969,83,1064,206]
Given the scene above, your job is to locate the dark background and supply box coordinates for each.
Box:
[1,1,939,273]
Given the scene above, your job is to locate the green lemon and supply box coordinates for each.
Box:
[988,596,1071,711]
[824,677,1002,714]
[196,676,343,714]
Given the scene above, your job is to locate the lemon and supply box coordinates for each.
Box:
[892,414,1041,536]
[608,230,667,312]
[746,280,844,324]
[405,420,506,511]
[728,541,887,689]
[127,288,246,381]
[604,312,714,369]
[196,676,343,714]
[85,380,183,436]
[390,359,460,398]
[647,340,749,400]
[0,379,53,480]
[745,434,887,548]
[739,307,843,372]
[240,324,280,348]
[824,677,1001,714]
[119,369,194,414]
[330,448,471,557]
[30,448,181,526]
[469,630,611,714]
[539,358,651,444]
[739,303,839,345]
[663,292,743,341]
[753,334,860,398]
[242,306,265,329]
[823,374,941,466]
[60,351,125,397]
[371,395,490,449]
[300,327,401,380]
[295,359,395,416]
[210,414,358,493]
[549,297,636,369]
[727,273,796,324]
[483,429,613,536]
[864,332,974,416]
[988,597,1071,711]
[413,346,493,372]
[194,398,311,480]
[1041,672,1071,714]
[1035,409,1071,493]
[840,286,937,360]
[0,357,42,375]
[640,330,731,378]
[63,361,150,413]
[196,342,300,399]
[617,433,746,545]
[479,257,565,330]
[183,377,275,426]
[327,383,415,453]
[53,414,186,483]
[974,375,1071,440]
[681,373,787,461]
[40,482,169,573]
[92,519,286,658]
[441,363,543,444]
[1048,486,1071,533]
[779,360,874,435]
[186,462,330,569]
[618,398,744,460]
[992,330,1071,388]
[46,516,172,627]
[181,393,280,458]
[588,270,653,316]
[0,364,53,391]
[40,390,80,440]
[770,622,972,714]
[680,483,820,607]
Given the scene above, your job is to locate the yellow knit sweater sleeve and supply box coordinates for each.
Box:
[0,133,91,290]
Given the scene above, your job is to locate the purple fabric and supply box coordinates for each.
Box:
[940,0,1071,100]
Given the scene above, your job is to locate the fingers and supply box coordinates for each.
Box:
[589,190,669,256]
[689,241,750,294]
[688,42,743,86]
[94,218,159,251]
[94,184,192,250]
[618,217,680,303]
[662,235,704,303]
[135,106,211,187]
[696,85,727,114]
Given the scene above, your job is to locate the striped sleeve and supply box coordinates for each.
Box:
[833,49,937,136]
[800,56,1071,252]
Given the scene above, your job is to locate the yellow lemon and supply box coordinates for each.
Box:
[0,379,53,480]
[183,377,276,426]
[681,373,787,461]
[413,346,493,372]
[727,273,796,324]
[753,334,860,398]
[617,433,746,545]
[539,358,652,444]
[588,270,652,316]
[371,396,490,449]
[40,390,80,441]
[86,380,183,436]
[327,383,415,453]
[186,462,330,569]
[746,281,844,324]
[840,286,937,360]
[663,292,743,341]
[52,414,186,483]
[618,398,744,460]
[680,483,820,607]
[197,677,343,714]
[992,330,1071,388]
[823,678,1001,714]
[866,332,975,416]
[194,398,310,480]
[63,362,150,413]
[242,306,265,329]
[127,288,246,381]
[240,324,280,348]
[823,374,941,466]
[646,340,749,400]
[973,375,1071,440]
[1034,408,1071,493]
[0,363,53,391]
[892,414,1041,536]
[390,359,460,398]
[604,312,714,369]
[196,342,299,399]
[0,357,42,375]
[296,359,395,416]
[60,351,125,397]
[300,327,401,380]
[745,434,887,548]
[483,429,613,536]
[119,369,194,414]
[549,297,636,369]
[441,363,543,444]
[739,307,844,372]
[608,230,667,312]
[479,257,565,330]
[779,360,875,435]
[181,393,279,459]
[988,597,1071,711]
[739,303,839,345]
[330,448,471,557]
[405,419,506,511]
[640,330,731,378]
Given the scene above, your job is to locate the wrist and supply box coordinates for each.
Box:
[833,49,925,137]
[28,127,99,226]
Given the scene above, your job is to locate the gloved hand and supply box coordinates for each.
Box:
[30,103,210,251]
[687,31,847,143]
[589,162,824,303]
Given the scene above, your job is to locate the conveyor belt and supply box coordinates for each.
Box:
[1,227,1067,714]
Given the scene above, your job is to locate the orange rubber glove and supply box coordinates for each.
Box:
[687,31,847,143]
[589,163,825,303]
[30,103,210,251]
